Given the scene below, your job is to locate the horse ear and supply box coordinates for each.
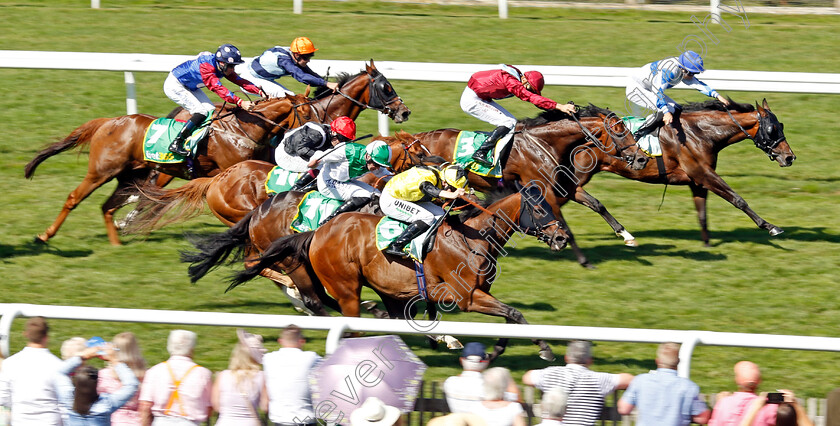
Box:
[369,59,376,70]
[304,85,311,97]
[762,98,770,110]
[755,101,763,113]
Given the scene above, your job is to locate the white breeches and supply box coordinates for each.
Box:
[235,61,294,98]
[163,73,216,116]
[625,77,678,116]
[379,192,443,226]
[460,87,518,128]
[317,174,378,201]
[274,141,311,173]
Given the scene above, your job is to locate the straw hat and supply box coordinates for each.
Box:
[236,329,267,364]
[350,397,401,426]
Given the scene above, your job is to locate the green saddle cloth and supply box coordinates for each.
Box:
[622,115,662,157]
[265,166,304,195]
[452,131,507,178]
[142,117,210,163]
[375,217,434,262]
[290,191,342,233]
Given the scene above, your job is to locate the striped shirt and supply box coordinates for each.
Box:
[530,364,619,426]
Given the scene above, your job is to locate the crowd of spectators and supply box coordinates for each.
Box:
[0,318,831,426]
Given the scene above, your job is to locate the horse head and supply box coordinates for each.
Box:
[597,110,650,171]
[754,99,795,167]
[365,60,411,123]
[516,184,569,251]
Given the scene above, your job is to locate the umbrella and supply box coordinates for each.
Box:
[309,335,426,424]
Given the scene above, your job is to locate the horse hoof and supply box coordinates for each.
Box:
[33,235,48,245]
[539,349,556,362]
[445,337,463,350]
[769,227,784,236]
[624,239,638,247]
[360,300,378,311]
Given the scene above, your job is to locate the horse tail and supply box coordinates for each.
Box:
[24,117,111,179]
[228,232,314,290]
[125,177,215,234]
[182,209,256,283]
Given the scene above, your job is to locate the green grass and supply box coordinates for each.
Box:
[1,1,839,399]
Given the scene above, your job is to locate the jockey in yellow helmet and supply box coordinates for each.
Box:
[379,165,468,257]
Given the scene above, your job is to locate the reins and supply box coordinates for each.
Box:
[568,107,628,163]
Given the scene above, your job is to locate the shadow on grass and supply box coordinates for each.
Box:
[630,226,840,246]
[508,301,558,312]
[0,241,93,261]
[507,243,727,264]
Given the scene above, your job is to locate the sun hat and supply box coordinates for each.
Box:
[237,329,267,364]
[349,397,401,426]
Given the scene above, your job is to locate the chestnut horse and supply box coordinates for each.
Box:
[24,95,314,245]
[379,105,649,267]
[563,99,794,245]
[126,139,432,229]
[187,185,569,361]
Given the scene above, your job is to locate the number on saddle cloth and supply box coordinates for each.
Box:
[142,116,213,163]
[453,131,508,178]
[265,166,304,195]
[290,191,343,233]
[375,217,438,262]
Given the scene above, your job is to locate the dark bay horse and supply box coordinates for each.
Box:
[378,105,649,267]
[24,95,313,245]
[563,99,795,245]
[187,186,569,361]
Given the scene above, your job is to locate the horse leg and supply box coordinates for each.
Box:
[36,173,111,244]
[461,289,554,361]
[554,210,593,269]
[574,186,637,247]
[115,170,166,230]
[102,173,149,245]
[262,269,317,316]
[692,169,784,236]
[689,183,711,246]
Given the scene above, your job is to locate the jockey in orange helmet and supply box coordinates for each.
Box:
[235,36,339,99]
[460,64,575,167]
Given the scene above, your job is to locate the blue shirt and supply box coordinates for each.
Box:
[619,368,707,426]
[249,46,327,87]
[55,357,139,425]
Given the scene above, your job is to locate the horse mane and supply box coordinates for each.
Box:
[519,104,614,128]
[311,70,367,99]
[456,188,518,223]
[682,98,754,113]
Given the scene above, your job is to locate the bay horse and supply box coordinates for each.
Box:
[199,185,569,361]
[563,99,794,246]
[379,105,649,267]
[24,95,314,245]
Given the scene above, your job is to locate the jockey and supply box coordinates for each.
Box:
[235,36,339,99]
[626,50,730,138]
[379,164,468,257]
[461,64,576,167]
[307,118,393,225]
[281,117,352,192]
[164,44,263,157]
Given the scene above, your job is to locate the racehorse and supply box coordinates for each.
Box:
[378,105,649,267]
[24,95,314,245]
[126,139,432,229]
[197,186,569,361]
[563,99,795,245]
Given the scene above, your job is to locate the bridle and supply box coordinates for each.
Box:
[725,108,785,158]
[335,71,403,118]
[569,106,637,165]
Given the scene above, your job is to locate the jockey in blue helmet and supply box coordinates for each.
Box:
[626,51,730,139]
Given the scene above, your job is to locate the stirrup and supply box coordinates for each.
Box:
[384,244,409,257]
[168,141,190,157]
[471,152,493,167]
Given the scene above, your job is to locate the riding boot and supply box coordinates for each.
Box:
[384,221,431,257]
[632,111,663,140]
[169,113,206,157]
[290,170,318,192]
[319,196,370,226]
[471,125,511,167]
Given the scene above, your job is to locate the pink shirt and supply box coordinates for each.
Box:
[214,370,265,426]
[709,392,777,426]
[139,356,212,423]
[98,366,143,425]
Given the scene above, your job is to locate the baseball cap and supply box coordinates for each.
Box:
[461,342,487,360]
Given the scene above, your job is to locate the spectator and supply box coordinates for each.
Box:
[138,330,212,425]
[739,390,814,426]
[262,325,321,425]
[443,342,491,413]
[61,337,88,360]
[825,388,840,426]
[55,343,139,425]
[708,361,777,426]
[522,340,633,426]
[428,413,487,426]
[617,342,710,425]
[212,329,268,425]
[472,367,525,426]
[536,389,569,426]
[0,316,64,425]
[349,396,402,426]
[98,332,147,426]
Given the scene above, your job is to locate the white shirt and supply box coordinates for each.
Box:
[536,419,565,426]
[0,346,63,425]
[262,347,321,424]
[530,364,619,426]
[443,371,484,413]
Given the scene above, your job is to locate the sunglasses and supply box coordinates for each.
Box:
[299,53,314,61]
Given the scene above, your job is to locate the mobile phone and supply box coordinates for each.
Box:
[766,392,784,404]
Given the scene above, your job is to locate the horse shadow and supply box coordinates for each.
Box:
[630,226,840,247]
[0,241,93,261]
[506,244,727,265]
